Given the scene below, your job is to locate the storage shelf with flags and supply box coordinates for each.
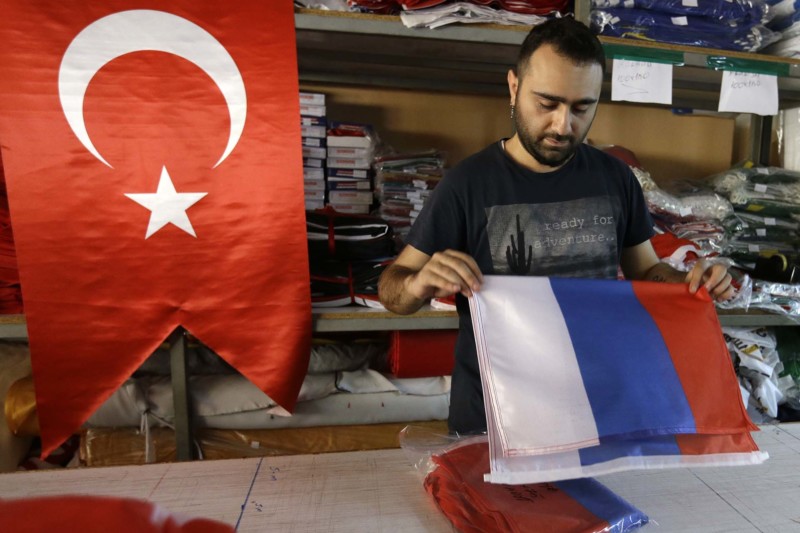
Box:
[374,149,445,249]
[468,275,768,484]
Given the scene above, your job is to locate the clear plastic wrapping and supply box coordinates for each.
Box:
[711,166,800,207]
[399,425,650,533]
[633,169,734,225]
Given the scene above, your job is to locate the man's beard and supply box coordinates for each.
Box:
[514,114,586,169]
[516,124,579,168]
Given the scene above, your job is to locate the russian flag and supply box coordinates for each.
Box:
[469,276,768,484]
[424,439,648,532]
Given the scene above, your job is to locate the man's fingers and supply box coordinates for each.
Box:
[714,284,736,302]
[685,262,706,293]
[430,250,483,292]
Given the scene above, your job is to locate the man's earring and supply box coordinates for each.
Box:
[510,104,515,120]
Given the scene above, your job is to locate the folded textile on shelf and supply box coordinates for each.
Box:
[387,329,456,378]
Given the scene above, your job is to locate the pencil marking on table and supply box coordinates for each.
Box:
[690,470,766,533]
[146,465,170,499]
[235,457,263,530]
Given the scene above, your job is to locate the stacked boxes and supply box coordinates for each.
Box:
[326,122,377,214]
[300,91,327,210]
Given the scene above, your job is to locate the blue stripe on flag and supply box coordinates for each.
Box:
[549,277,696,438]
[579,434,682,465]
[556,478,649,533]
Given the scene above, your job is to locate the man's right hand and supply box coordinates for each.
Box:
[405,249,483,300]
[378,246,483,315]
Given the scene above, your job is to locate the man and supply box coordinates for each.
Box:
[378,17,733,435]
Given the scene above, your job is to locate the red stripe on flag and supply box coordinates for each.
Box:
[631,281,756,434]
[675,432,760,455]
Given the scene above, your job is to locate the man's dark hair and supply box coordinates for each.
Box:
[515,18,606,78]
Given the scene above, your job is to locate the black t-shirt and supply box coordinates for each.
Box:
[406,141,654,434]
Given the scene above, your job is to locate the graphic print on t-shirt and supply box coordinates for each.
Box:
[486,197,618,278]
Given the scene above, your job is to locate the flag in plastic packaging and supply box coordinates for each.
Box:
[0,2,311,456]
[469,276,768,484]
[424,439,649,533]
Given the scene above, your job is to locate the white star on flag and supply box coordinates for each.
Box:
[125,166,208,239]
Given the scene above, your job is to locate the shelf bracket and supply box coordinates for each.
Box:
[749,115,773,167]
[168,327,195,461]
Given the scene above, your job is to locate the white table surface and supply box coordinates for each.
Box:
[1,424,799,532]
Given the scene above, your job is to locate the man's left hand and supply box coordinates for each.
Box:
[685,259,734,301]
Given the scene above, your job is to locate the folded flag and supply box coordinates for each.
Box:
[424,438,648,533]
[469,276,768,484]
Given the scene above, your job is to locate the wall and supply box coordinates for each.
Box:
[302,84,737,183]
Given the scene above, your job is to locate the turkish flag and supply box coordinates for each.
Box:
[0,2,311,455]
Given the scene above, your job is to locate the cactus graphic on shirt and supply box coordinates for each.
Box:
[506,214,532,274]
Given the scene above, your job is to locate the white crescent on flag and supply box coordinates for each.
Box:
[58,9,247,169]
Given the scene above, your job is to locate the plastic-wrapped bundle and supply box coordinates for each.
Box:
[399,426,649,533]
[591,8,780,51]
[643,182,734,224]
[711,166,800,196]
[724,212,800,245]
[769,0,800,21]
[723,239,799,268]
[711,167,800,216]
[764,0,800,57]
[723,326,797,421]
[592,0,769,24]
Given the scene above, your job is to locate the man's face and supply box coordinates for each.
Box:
[509,44,603,169]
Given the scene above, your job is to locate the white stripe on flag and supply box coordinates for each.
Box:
[470,276,599,456]
[486,450,770,484]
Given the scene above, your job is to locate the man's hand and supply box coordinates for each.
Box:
[405,249,483,300]
[379,246,484,315]
[685,259,735,301]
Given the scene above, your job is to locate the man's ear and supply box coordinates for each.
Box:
[507,68,518,106]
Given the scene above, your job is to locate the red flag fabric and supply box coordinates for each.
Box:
[1,495,234,533]
[0,2,311,455]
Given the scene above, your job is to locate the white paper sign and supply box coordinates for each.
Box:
[611,59,673,104]
[718,71,778,116]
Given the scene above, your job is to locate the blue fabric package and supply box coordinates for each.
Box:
[591,8,780,51]
[591,0,768,24]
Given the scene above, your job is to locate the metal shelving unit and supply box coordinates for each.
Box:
[0,307,796,340]
[295,9,800,110]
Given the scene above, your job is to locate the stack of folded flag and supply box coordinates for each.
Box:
[374,149,445,246]
[468,276,768,484]
[424,439,649,533]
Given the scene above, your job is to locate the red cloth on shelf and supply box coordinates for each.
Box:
[388,329,455,378]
